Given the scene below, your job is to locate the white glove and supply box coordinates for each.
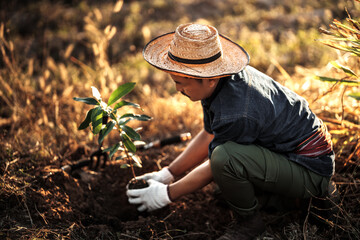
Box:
[126,179,171,212]
[136,167,174,184]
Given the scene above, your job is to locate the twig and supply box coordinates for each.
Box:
[0,76,14,109]
[311,81,339,104]
[169,232,209,239]
[310,211,335,228]
[155,156,167,170]
[303,197,312,240]
[162,210,175,221]
[23,196,34,227]
[2,161,9,177]
[335,181,360,185]
[321,117,360,129]
[270,57,293,83]
[70,56,95,77]
[340,86,348,123]
[345,139,360,164]
[35,204,48,225]
[118,233,141,239]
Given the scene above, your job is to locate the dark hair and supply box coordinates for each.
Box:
[183,76,203,83]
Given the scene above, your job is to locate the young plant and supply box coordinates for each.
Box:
[315,1,360,169]
[73,82,151,185]
[316,5,360,100]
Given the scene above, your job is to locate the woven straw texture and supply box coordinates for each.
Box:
[143,23,249,79]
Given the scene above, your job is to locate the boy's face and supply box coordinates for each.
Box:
[170,74,219,101]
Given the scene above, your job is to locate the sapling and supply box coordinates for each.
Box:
[73,82,151,189]
[317,12,360,100]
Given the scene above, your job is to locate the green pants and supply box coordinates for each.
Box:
[210,142,330,216]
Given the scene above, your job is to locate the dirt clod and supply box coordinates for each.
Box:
[128,178,149,189]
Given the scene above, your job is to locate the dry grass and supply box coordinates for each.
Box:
[0,0,359,239]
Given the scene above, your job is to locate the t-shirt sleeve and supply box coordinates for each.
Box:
[203,107,213,134]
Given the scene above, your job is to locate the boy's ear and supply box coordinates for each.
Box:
[207,78,220,88]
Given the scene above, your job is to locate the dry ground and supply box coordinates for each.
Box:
[1,0,360,239]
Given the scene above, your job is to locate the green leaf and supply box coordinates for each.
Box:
[120,113,152,121]
[98,120,116,145]
[107,82,136,106]
[334,20,360,35]
[91,107,103,135]
[103,144,123,153]
[73,97,99,105]
[121,125,141,141]
[119,113,136,119]
[134,114,152,121]
[330,61,358,77]
[113,100,140,111]
[78,109,94,130]
[120,164,130,169]
[314,76,360,86]
[117,118,131,126]
[348,18,360,32]
[109,111,117,121]
[319,40,360,56]
[122,134,136,153]
[109,142,120,158]
[348,92,360,100]
[115,155,126,160]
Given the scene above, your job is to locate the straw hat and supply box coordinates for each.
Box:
[143,23,249,79]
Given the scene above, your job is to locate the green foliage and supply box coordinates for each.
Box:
[313,76,360,86]
[108,82,136,106]
[91,107,103,135]
[72,97,100,105]
[98,120,116,145]
[316,7,360,100]
[330,61,358,77]
[349,92,360,100]
[74,82,151,175]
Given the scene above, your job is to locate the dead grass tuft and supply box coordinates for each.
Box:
[0,0,359,239]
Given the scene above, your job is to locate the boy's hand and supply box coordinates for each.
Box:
[126,179,171,212]
[134,167,174,184]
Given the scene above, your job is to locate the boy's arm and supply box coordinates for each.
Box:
[126,160,213,212]
[168,159,213,201]
[168,129,214,176]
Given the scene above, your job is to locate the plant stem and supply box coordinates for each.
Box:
[111,111,137,180]
[124,147,137,180]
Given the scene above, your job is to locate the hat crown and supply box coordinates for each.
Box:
[142,22,249,79]
[169,23,222,61]
[182,24,212,40]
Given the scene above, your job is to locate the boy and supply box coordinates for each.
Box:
[126,23,334,240]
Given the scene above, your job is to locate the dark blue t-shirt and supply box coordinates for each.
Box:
[202,66,334,177]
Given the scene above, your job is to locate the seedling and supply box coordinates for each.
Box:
[73,82,151,187]
[317,11,360,100]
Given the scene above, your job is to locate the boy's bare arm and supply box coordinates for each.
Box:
[168,160,213,201]
[168,129,214,176]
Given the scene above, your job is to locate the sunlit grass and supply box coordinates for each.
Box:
[1,0,358,173]
[0,0,359,239]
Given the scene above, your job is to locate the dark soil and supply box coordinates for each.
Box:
[1,0,359,239]
[0,143,236,239]
[1,140,342,240]
[128,179,149,190]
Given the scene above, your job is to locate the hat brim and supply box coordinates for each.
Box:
[143,32,250,79]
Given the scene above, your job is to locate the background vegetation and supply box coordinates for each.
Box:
[0,0,359,239]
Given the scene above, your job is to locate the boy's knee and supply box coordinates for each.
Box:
[210,142,248,178]
[210,144,228,178]
[211,142,255,181]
